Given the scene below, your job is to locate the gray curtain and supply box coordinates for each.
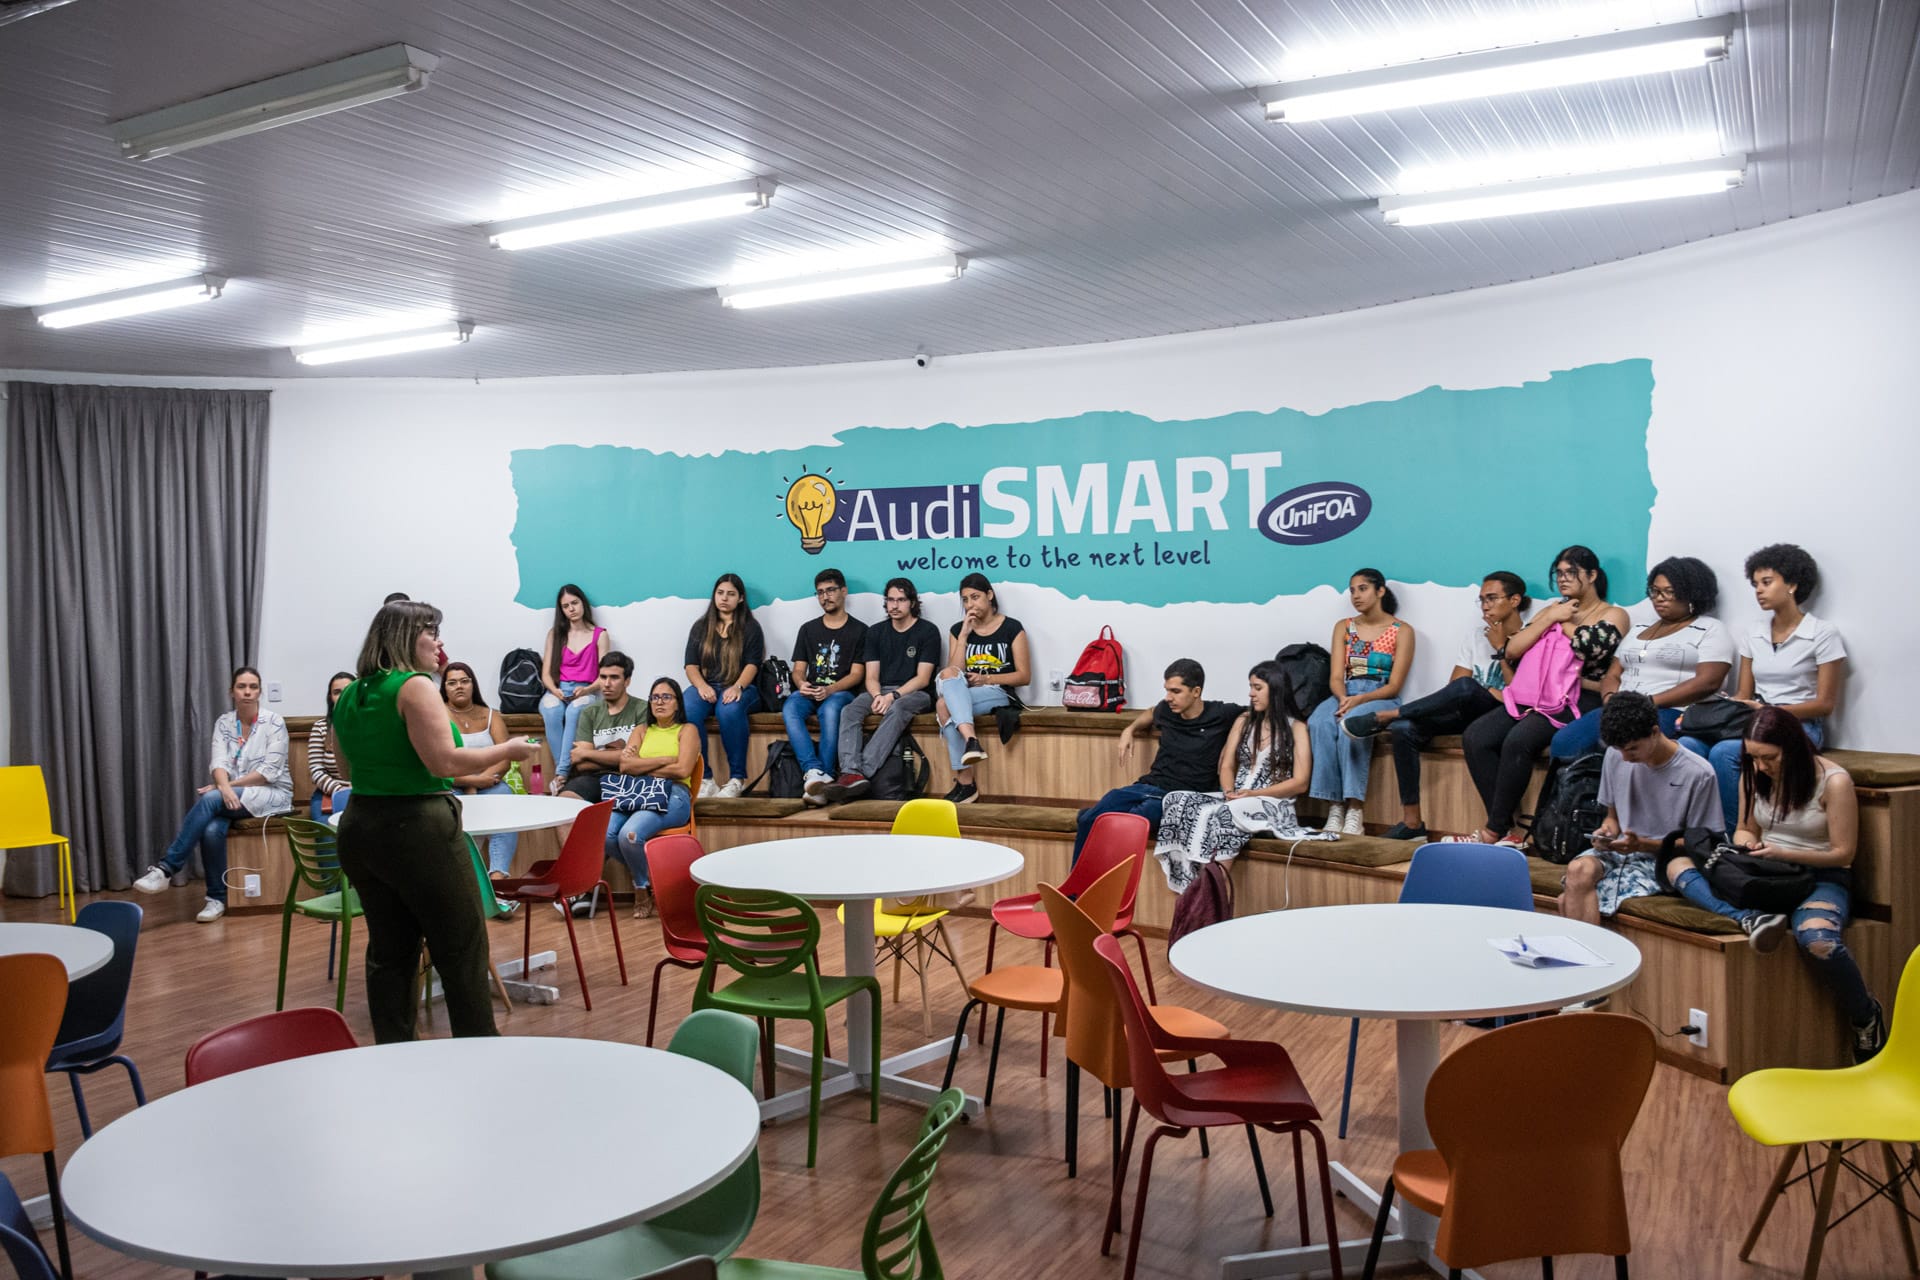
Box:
[5,381,270,897]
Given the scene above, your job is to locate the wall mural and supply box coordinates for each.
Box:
[510,360,1654,606]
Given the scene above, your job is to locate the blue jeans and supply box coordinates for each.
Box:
[608,785,694,888]
[936,675,1012,770]
[1074,782,1164,864]
[160,790,252,903]
[468,782,521,874]
[308,787,352,821]
[1682,719,1824,829]
[539,683,599,780]
[783,690,855,776]
[1673,869,1875,1025]
[682,684,762,780]
[1551,705,1681,759]
[1309,677,1395,803]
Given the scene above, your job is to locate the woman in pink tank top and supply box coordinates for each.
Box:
[538,583,609,787]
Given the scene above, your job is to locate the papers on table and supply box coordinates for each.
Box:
[1488,934,1612,968]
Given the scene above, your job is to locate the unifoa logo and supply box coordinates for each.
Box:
[1258,482,1372,545]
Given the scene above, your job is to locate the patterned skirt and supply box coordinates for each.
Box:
[1153,792,1335,893]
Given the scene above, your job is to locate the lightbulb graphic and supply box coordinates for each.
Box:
[783,473,838,554]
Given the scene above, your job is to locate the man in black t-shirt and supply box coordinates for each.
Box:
[785,568,870,804]
[1071,659,1243,862]
[825,576,941,801]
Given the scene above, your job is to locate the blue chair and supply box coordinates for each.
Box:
[44,901,147,1139]
[1338,842,1534,1138]
[1,1171,57,1280]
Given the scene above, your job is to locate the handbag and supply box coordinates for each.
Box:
[1677,697,1758,746]
[1656,826,1815,914]
[600,772,674,814]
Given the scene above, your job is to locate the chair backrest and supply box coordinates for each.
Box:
[184,1007,358,1086]
[886,798,961,914]
[550,801,617,897]
[695,885,821,983]
[1424,1012,1655,1268]
[861,1086,966,1280]
[1060,812,1150,918]
[1400,842,1534,911]
[1040,860,1138,1088]
[0,767,54,843]
[651,1010,761,1251]
[645,833,710,950]
[0,1171,57,1280]
[1091,933,1191,1125]
[52,900,143,1052]
[1874,943,1920,1074]
[280,816,349,896]
[0,955,67,1158]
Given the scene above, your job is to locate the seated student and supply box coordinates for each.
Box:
[786,568,868,805]
[1309,569,1414,836]
[1682,543,1847,829]
[1665,708,1883,1061]
[825,577,941,801]
[934,573,1030,805]
[1343,572,1527,840]
[1560,692,1721,928]
[562,652,647,806]
[1073,658,1243,863]
[611,678,702,918]
[134,666,292,923]
[440,662,520,877]
[682,572,765,799]
[308,670,355,821]
[1458,544,1629,846]
[1551,556,1734,759]
[1154,661,1329,890]
[538,584,608,791]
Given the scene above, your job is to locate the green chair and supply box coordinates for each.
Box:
[276,817,363,1012]
[693,884,882,1168]
[720,1087,965,1280]
[486,1010,762,1280]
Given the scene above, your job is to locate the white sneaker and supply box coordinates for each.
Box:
[1321,803,1346,835]
[717,778,746,799]
[1343,806,1367,837]
[132,865,171,893]
[698,778,720,799]
[195,899,226,923]
[803,769,833,805]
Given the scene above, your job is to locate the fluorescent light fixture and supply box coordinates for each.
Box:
[1261,16,1734,122]
[717,254,966,310]
[485,179,774,250]
[1379,155,1747,226]
[293,321,473,365]
[32,274,226,328]
[110,44,439,161]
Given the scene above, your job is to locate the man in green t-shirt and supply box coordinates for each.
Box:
[562,652,647,805]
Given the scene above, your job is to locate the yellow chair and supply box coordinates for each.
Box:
[0,766,74,922]
[838,798,969,1035]
[1728,946,1920,1280]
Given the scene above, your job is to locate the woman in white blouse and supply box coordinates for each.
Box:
[133,666,292,922]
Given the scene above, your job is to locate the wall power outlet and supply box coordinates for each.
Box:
[1688,1007,1709,1048]
[244,874,262,898]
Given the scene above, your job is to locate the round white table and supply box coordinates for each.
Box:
[0,922,112,978]
[693,834,1024,1119]
[1171,903,1642,1280]
[62,1036,760,1280]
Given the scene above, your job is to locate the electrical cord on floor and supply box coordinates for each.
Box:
[1615,988,1702,1039]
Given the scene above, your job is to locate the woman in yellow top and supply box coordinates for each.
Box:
[613,677,701,916]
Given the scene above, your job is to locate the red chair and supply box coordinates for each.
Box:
[184,1007,359,1085]
[493,800,628,1010]
[980,811,1155,1071]
[642,833,710,1046]
[1093,934,1342,1280]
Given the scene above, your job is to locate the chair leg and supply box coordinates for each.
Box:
[1884,1143,1920,1274]
[984,1006,1006,1107]
[1123,1126,1178,1280]
[276,908,294,1011]
[867,984,882,1123]
[1614,1257,1629,1279]
[326,919,338,980]
[1802,1142,1847,1280]
[488,958,513,1016]
[1246,1125,1272,1217]
[1740,1144,1803,1260]
[1541,1258,1554,1279]
[760,1019,777,1099]
[979,921,999,1043]
[1187,1060,1209,1158]
[1039,937,1054,1079]
[1112,1089,1124,1178]
[1124,927,1158,1003]
[647,959,671,1046]
[119,1056,148,1107]
[1339,1016,1360,1139]
[1066,1061,1080,1179]
[63,1074,93,1141]
[42,1151,71,1280]
[597,881,628,983]
[1105,1098,1143,1254]
[1292,1126,1308,1244]
[335,910,352,1013]
[1305,1123,1343,1280]
[915,933,933,1038]
[1362,1176,1397,1280]
[807,1016,825,1169]
[559,893,592,1010]
[934,918,967,987]
[942,999,980,1090]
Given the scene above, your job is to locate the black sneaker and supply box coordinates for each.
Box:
[1382,822,1428,840]
[960,737,988,765]
[1854,1002,1888,1064]
[1340,711,1383,740]
[945,781,979,804]
[1741,912,1789,954]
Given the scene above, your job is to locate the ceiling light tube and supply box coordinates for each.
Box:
[485,179,775,250]
[110,44,439,161]
[718,254,966,310]
[1261,16,1734,122]
[293,321,473,365]
[1378,155,1748,226]
[32,274,227,328]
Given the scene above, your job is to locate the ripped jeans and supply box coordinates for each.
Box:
[1672,870,1877,1025]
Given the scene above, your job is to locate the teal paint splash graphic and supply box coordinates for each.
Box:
[511,361,1654,608]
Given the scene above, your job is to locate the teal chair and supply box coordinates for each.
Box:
[720,1087,965,1280]
[694,884,881,1168]
[276,817,363,1012]
[488,1010,761,1280]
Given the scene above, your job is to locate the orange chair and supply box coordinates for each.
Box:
[1360,1013,1655,1279]
[642,833,711,1046]
[493,800,628,1010]
[184,1007,359,1085]
[0,767,74,922]
[0,955,73,1280]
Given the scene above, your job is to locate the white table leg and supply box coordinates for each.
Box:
[842,898,877,1075]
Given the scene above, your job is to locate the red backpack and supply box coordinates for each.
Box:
[1061,625,1127,712]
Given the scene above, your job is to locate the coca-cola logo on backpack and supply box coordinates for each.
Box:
[1061,625,1126,712]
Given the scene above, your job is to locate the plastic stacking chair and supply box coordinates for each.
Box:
[0,767,74,922]
[275,817,363,1013]
[0,955,73,1280]
[718,1086,965,1280]
[184,1007,359,1085]
[836,798,970,1036]
[1361,1012,1654,1280]
[488,1009,761,1280]
[1094,935,1340,1280]
[2,1171,59,1280]
[693,884,880,1168]
[1338,841,1534,1139]
[44,901,147,1139]
[493,800,628,1010]
[643,834,712,1046]
[1729,946,1920,1280]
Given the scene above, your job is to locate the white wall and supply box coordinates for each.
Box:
[7,190,1918,750]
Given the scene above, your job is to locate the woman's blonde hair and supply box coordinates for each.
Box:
[354,600,443,677]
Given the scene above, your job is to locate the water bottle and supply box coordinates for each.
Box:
[527,737,544,795]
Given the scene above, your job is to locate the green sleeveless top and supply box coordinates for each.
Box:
[331,670,450,796]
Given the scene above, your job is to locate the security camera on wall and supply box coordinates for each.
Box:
[913,351,931,369]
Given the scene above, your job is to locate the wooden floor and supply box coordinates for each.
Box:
[1,887,1906,1280]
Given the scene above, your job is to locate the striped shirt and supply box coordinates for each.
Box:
[308,716,348,795]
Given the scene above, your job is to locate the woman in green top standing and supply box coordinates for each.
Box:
[332,600,536,1042]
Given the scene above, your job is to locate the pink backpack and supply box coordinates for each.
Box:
[1503,625,1584,726]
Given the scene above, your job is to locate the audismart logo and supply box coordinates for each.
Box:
[1257,482,1372,545]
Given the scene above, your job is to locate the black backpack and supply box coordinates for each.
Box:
[747,740,806,799]
[1273,643,1333,722]
[1527,750,1609,865]
[498,648,544,713]
[869,735,931,802]
[756,656,795,713]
